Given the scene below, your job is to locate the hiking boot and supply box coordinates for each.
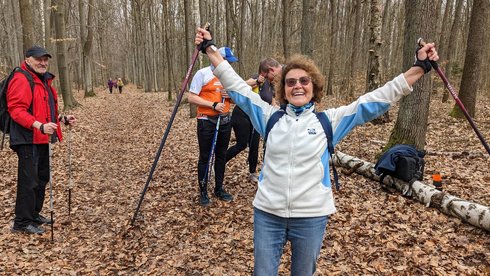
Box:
[200,191,211,206]
[11,224,45,235]
[248,173,259,183]
[34,215,53,225]
[214,187,233,202]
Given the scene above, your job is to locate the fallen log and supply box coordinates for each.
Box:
[333,151,490,232]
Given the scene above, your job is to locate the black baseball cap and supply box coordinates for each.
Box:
[25,46,52,58]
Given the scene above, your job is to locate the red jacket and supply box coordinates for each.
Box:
[6,62,63,146]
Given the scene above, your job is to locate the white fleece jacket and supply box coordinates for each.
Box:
[214,61,412,218]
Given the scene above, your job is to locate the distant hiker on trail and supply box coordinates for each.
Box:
[108,78,115,94]
[195,28,439,275]
[6,46,77,235]
[187,46,239,206]
[117,78,124,93]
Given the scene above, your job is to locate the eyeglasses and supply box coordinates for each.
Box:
[285,76,311,87]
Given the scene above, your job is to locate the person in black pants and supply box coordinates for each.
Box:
[7,46,76,234]
[226,58,282,182]
[226,106,261,182]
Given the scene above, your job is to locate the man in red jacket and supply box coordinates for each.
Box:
[7,46,76,234]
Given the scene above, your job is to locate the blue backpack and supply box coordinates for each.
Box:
[374,144,425,184]
[264,106,339,190]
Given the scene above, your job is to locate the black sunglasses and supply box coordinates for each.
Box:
[285,76,311,87]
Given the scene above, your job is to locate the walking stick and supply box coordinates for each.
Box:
[202,97,225,186]
[418,38,490,156]
[131,23,210,226]
[48,138,54,241]
[67,126,72,216]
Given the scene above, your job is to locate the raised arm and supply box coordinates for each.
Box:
[403,42,439,86]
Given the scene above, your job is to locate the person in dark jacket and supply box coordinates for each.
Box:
[108,78,115,93]
[6,45,76,235]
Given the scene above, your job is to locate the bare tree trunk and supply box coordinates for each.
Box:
[184,0,197,118]
[366,0,388,124]
[11,0,24,62]
[347,0,362,98]
[300,0,314,57]
[80,0,95,97]
[282,0,291,58]
[442,0,464,103]
[365,0,382,92]
[450,0,488,118]
[163,0,176,100]
[144,3,153,92]
[326,0,337,96]
[52,0,77,110]
[18,0,34,52]
[386,0,436,151]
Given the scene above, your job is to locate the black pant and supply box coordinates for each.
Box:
[226,107,260,173]
[13,144,49,227]
[197,118,231,190]
[118,86,123,93]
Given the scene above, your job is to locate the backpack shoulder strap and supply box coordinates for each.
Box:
[264,105,286,144]
[315,111,340,191]
[13,67,35,93]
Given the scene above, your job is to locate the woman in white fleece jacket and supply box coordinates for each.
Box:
[195,28,438,276]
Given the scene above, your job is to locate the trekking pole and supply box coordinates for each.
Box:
[418,38,490,157]
[48,138,54,241]
[203,97,225,185]
[67,126,72,216]
[131,23,211,226]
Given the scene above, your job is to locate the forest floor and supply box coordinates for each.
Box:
[0,83,489,275]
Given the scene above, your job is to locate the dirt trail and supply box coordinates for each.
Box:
[0,86,488,274]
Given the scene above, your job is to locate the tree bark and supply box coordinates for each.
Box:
[184,0,197,118]
[450,0,488,118]
[300,0,314,57]
[442,0,464,103]
[52,0,77,110]
[386,0,436,151]
[80,0,95,97]
[366,0,388,124]
[334,151,490,232]
[18,0,34,52]
[11,0,24,62]
[326,0,337,96]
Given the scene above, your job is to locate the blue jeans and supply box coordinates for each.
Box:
[253,208,328,276]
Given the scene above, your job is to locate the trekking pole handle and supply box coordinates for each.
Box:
[196,22,211,49]
[417,38,439,70]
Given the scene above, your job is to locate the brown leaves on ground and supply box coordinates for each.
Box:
[0,85,489,275]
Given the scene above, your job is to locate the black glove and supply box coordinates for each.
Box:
[199,26,216,54]
[413,47,432,74]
